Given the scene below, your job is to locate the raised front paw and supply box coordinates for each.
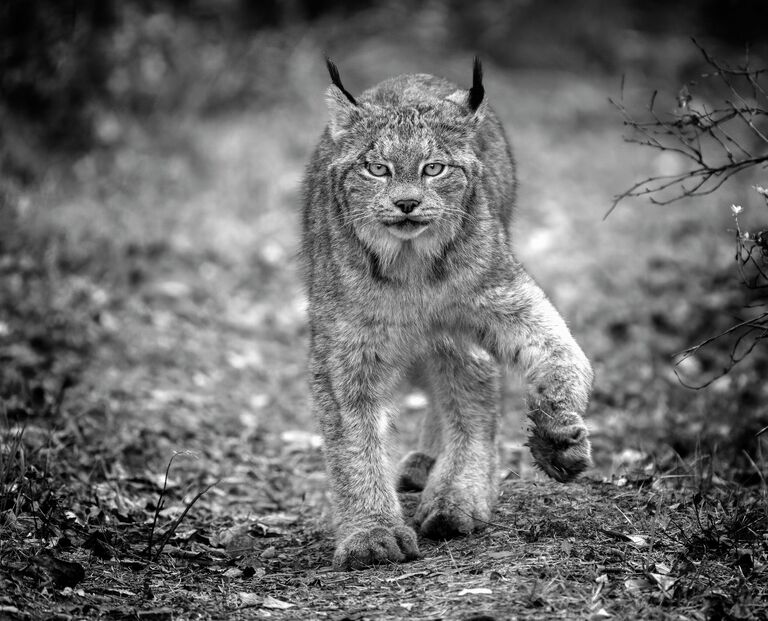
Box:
[528,413,592,483]
[333,524,420,570]
[414,485,492,540]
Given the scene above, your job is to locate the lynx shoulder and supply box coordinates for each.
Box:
[302,59,593,570]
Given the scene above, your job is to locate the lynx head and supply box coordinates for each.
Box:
[323,59,488,266]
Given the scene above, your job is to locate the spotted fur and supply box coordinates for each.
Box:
[301,60,593,570]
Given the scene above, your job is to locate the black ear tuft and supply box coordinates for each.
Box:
[468,56,484,112]
[326,57,357,106]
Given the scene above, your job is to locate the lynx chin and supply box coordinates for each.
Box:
[301,58,593,570]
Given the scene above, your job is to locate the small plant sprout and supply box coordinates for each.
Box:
[145,451,218,563]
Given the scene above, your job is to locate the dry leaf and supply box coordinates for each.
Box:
[260,546,277,559]
[262,596,294,610]
[386,571,429,582]
[0,608,21,617]
[222,568,243,578]
[457,588,492,596]
[238,592,260,607]
[488,551,515,560]
[627,535,648,548]
[649,573,677,598]
[624,578,653,594]
[256,512,300,527]
[601,529,649,548]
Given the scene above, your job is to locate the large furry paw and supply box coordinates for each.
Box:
[414,485,492,540]
[332,524,420,570]
[528,414,592,483]
[397,451,435,492]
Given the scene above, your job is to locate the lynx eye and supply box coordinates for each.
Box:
[423,163,446,177]
[366,162,390,177]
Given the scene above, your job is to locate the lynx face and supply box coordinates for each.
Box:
[328,95,484,262]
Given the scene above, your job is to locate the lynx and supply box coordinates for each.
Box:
[302,59,593,570]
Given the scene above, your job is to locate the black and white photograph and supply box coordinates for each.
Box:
[1,1,767,618]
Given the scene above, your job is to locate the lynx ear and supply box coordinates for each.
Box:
[325,58,358,141]
[446,57,487,121]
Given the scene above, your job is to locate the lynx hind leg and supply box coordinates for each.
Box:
[397,395,442,492]
[414,338,501,540]
[398,452,436,492]
[397,362,442,492]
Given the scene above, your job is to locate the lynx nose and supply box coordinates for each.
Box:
[395,199,420,214]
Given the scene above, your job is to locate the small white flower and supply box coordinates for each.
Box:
[731,204,743,215]
[753,185,768,196]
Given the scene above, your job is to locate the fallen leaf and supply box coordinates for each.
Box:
[214,520,286,555]
[135,608,174,620]
[256,512,299,527]
[488,551,515,560]
[64,510,84,527]
[624,578,653,594]
[262,595,294,610]
[222,568,243,578]
[238,592,260,607]
[600,529,648,548]
[649,573,677,598]
[98,587,138,597]
[260,546,277,559]
[0,607,21,617]
[592,574,608,601]
[626,535,649,548]
[386,571,429,582]
[457,588,492,596]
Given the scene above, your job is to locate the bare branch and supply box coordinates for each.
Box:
[613,42,768,381]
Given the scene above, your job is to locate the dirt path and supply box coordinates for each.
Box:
[3,60,766,620]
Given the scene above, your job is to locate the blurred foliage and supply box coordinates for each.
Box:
[0,1,116,148]
[0,0,765,185]
[3,0,768,169]
[446,0,768,76]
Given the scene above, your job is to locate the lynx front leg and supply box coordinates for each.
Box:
[474,269,594,482]
[412,337,501,539]
[310,329,419,570]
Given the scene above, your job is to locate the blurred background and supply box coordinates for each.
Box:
[1,0,767,484]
